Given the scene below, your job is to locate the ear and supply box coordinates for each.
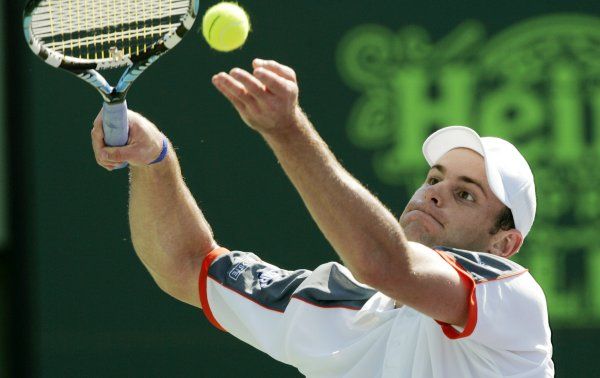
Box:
[488,229,523,258]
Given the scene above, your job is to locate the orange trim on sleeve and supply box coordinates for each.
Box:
[433,249,478,340]
[199,247,229,332]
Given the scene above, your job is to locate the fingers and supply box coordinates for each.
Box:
[93,141,129,168]
[211,60,300,132]
[229,68,267,97]
[100,162,120,171]
[92,108,167,170]
[253,59,297,83]
[91,128,105,157]
[253,67,297,97]
[93,109,103,128]
[91,110,130,169]
[212,73,249,111]
[213,62,297,102]
[91,114,112,169]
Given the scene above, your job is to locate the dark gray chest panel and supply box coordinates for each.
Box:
[436,247,527,283]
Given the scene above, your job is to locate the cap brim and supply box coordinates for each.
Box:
[422,126,508,207]
[422,126,484,165]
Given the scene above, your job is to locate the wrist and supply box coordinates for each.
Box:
[149,137,169,165]
[130,140,176,175]
[260,106,309,145]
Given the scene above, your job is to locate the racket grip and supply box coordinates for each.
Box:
[102,101,129,169]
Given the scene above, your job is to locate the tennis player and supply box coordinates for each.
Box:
[91,59,554,377]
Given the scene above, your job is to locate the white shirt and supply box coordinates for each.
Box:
[199,247,554,377]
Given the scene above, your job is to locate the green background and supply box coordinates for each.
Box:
[0,0,7,375]
[5,0,600,376]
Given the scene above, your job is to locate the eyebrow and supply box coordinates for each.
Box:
[430,164,488,199]
[431,164,445,174]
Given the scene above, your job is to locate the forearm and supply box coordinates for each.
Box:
[129,145,217,306]
[262,109,409,283]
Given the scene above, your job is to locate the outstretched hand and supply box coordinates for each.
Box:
[212,59,303,135]
[91,110,165,170]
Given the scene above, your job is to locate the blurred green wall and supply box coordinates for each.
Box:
[1,0,7,376]
[17,0,600,376]
[0,0,6,250]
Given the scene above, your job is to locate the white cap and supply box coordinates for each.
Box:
[422,126,536,238]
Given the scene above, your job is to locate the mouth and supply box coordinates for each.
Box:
[410,209,444,228]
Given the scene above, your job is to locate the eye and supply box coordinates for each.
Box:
[458,191,475,202]
[427,177,440,185]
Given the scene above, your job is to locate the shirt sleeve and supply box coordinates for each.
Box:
[469,273,551,351]
[198,248,380,368]
[433,248,552,352]
[198,248,311,363]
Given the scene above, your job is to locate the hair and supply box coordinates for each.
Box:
[489,206,515,235]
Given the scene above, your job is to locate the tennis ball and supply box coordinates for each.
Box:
[202,2,250,52]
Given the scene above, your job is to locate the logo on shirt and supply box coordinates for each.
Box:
[257,268,282,288]
[228,261,250,281]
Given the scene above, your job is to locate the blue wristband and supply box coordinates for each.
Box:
[149,138,168,165]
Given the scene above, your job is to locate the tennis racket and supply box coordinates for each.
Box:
[23,0,199,166]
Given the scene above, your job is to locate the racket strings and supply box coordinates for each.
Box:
[30,0,189,61]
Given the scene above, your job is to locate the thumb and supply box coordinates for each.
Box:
[102,145,135,163]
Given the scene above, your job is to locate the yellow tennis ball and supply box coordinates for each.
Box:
[202,2,250,52]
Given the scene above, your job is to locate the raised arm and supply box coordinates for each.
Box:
[91,111,218,307]
[212,59,469,326]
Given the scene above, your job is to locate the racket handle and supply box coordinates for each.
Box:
[102,101,129,169]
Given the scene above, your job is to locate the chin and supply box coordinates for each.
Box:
[415,234,442,248]
[402,223,441,247]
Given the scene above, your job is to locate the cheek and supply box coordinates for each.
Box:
[480,204,503,229]
[446,208,495,237]
[399,191,424,223]
[409,186,427,203]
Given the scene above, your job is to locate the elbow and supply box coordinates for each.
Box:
[349,268,371,286]
[358,265,415,300]
[151,272,202,308]
[347,256,389,288]
[344,231,411,287]
[144,248,212,308]
[151,274,179,298]
[355,267,392,289]
[351,248,413,291]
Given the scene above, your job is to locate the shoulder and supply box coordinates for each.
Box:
[434,246,527,284]
[435,247,551,350]
[435,246,548,315]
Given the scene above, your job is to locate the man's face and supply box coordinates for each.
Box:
[399,148,506,252]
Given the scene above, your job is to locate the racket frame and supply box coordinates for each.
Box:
[23,0,200,103]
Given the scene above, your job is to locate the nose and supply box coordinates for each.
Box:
[424,183,443,207]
